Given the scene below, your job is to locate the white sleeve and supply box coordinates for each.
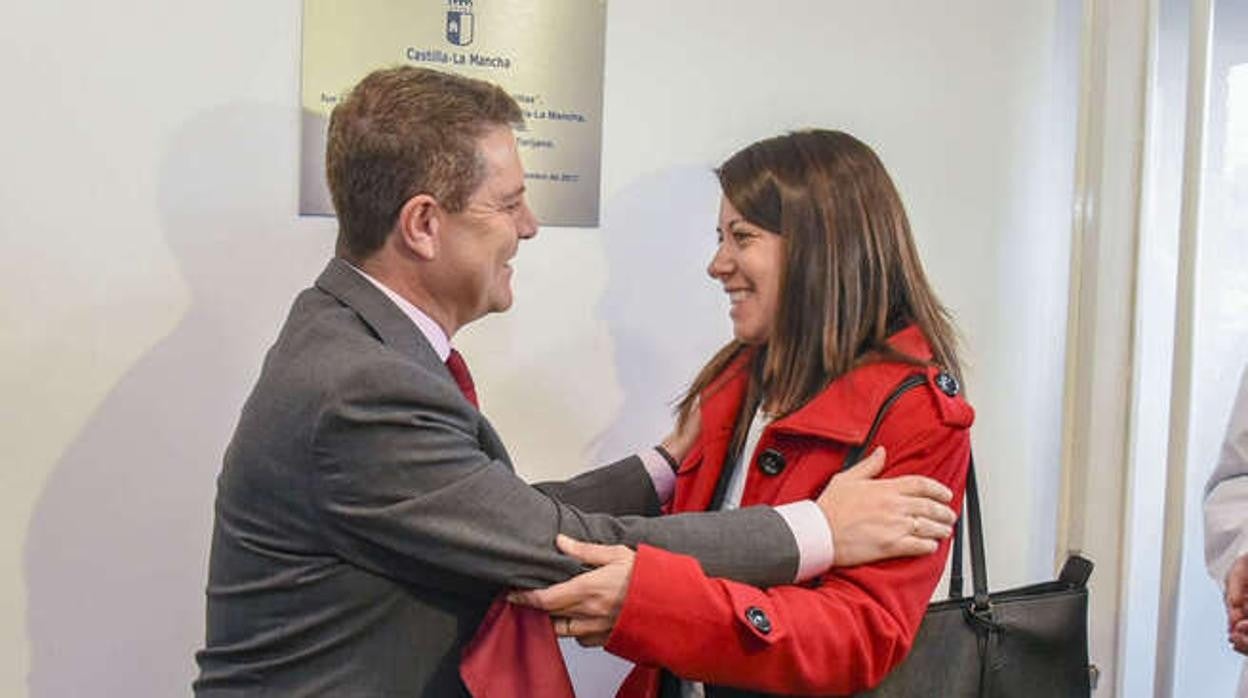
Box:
[1205,366,1248,590]
[774,500,836,582]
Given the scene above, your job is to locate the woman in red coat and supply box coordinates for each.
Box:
[524,130,973,697]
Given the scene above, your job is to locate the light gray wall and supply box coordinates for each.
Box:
[0,1,1079,695]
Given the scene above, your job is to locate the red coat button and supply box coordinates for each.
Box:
[757,449,786,476]
[744,606,772,634]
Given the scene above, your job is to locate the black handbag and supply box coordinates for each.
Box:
[854,376,1096,698]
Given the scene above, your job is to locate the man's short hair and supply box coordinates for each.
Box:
[326,66,523,261]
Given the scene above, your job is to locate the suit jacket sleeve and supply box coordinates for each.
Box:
[534,455,662,517]
[605,394,971,695]
[1206,365,1248,589]
[308,356,799,593]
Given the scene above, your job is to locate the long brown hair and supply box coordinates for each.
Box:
[678,130,961,428]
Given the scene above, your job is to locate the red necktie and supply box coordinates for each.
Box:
[445,349,478,408]
[460,596,575,697]
[449,349,575,697]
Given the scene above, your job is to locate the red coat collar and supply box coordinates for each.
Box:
[698,326,945,446]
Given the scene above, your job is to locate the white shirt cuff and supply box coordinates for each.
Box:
[639,448,676,504]
[1205,476,1248,590]
[774,500,836,582]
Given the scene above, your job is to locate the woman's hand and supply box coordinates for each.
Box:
[508,535,636,647]
[816,447,957,567]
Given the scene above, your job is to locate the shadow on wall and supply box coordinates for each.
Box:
[24,104,332,696]
[558,165,733,697]
[589,165,731,464]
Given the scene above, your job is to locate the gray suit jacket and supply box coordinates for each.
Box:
[194,258,800,696]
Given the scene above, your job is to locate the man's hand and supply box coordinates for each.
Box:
[508,535,635,647]
[1226,554,1248,654]
[661,401,702,462]
[817,447,957,567]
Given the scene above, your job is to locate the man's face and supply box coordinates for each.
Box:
[437,126,539,329]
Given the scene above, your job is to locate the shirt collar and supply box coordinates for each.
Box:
[348,264,451,362]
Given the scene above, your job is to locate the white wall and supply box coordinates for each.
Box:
[0,1,1080,696]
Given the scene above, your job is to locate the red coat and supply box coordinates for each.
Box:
[607,326,974,697]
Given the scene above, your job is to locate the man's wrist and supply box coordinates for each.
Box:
[654,444,679,473]
[774,500,836,581]
[638,448,676,503]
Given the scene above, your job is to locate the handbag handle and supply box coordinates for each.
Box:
[949,456,990,611]
[839,372,988,610]
[840,373,928,468]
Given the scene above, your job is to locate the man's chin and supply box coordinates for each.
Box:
[489,292,514,314]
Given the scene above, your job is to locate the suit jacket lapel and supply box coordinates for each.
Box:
[314,257,443,368]
[314,257,516,471]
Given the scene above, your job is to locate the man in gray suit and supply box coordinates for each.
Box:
[194,66,956,696]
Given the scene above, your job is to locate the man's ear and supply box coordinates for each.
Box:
[395,194,440,260]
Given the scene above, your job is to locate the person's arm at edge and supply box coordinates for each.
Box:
[1204,366,1248,652]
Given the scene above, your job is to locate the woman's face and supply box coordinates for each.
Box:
[709,195,785,345]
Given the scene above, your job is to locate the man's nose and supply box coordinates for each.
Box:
[518,202,539,240]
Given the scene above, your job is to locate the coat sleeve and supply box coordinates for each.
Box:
[605,392,971,695]
[308,356,802,594]
[1205,365,1248,589]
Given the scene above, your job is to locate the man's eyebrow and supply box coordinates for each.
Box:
[500,185,526,201]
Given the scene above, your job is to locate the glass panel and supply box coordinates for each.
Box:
[1173,0,1248,694]
[1120,0,1190,693]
